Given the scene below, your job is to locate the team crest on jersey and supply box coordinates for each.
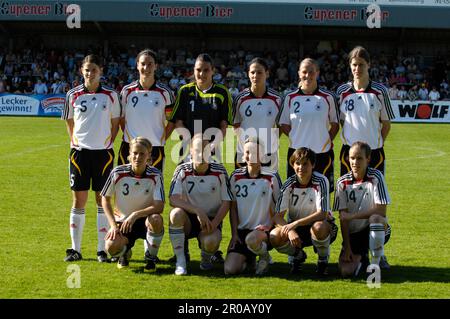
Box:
[267,110,272,116]
[315,104,321,111]
[306,98,311,102]
[211,185,217,192]
[102,104,107,110]
[370,104,375,109]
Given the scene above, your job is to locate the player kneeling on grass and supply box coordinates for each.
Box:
[168,133,232,275]
[270,148,338,276]
[334,141,392,278]
[101,137,165,272]
[224,137,282,276]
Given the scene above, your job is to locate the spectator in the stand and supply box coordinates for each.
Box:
[407,85,419,101]
[228,80,239,99]
[23,79,34,94]
[51,78,65,94]
[0,79,6,93]
[11,71,22,92]
[440,79,449,99]
[394,60,406,76]
[388,83,399,100]
[396,72,407,85]
[418,84,429,100]
[429,86,440,101]
[398,85,407,102]
[276,62,289,87]
[33,77,48,94]
[72,75,81,89]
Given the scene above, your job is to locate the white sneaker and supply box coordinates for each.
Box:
[175,264,187,276]
[255,256,270,275]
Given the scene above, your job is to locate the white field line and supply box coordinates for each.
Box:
[390,147,447,161]
[0,144,63,160]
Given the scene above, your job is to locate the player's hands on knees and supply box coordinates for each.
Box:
[280,223,296,237]
[255,224,271,232]
[196,209,213,233]
[287,230,301,248]
[105,227,121,241]
[121,214,137,234]
[341,247,354,263]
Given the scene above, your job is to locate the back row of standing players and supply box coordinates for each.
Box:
[62,45,394,277]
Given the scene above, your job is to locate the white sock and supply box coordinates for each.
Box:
[70,208,85,253]
[144,239,149,254]
[248,241,269,259]
[275,242,296,256]
[369,223,385,265]
[97,206,109,253]
[169,226,186,266]
[146,229,164,257]
[312,235,331,263]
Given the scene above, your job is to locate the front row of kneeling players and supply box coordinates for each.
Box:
[100,134,391,278]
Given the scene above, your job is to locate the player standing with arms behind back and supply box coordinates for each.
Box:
[62,54,121,262]
[167,53,232,162]
[336,46,394,268]
[336,46,394,176]
[118,49,174,171]
[278,58,339,190]
[233,57,282,171]
[118,49,174,263]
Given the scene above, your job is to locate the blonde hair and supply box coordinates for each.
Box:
[128,137,153,163]
[299,58,319,71]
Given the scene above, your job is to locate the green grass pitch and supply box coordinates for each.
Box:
[0,117,449,298]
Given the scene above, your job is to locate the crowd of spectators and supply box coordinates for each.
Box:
[0,43,449,101]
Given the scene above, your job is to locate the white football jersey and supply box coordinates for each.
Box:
[169,162,233,218]
[276,172,331,223]
[62,84,121,150]
[121,81,174,146]
[233,88,282,157]
[337,81,395,149]
[333,168,390,233]
[101,164,165,220]
[229,167,282,230]
[277,87,339,153]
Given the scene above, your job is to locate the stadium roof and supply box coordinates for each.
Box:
[0,0,449,28]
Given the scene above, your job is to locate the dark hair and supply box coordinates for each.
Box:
[350,141,371,158]
[289,147,316,167]
[348,46,370,65]
[248,57,269,71]
[81,54,103,68]
[195,53,214,66]
[136,49,158,64]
